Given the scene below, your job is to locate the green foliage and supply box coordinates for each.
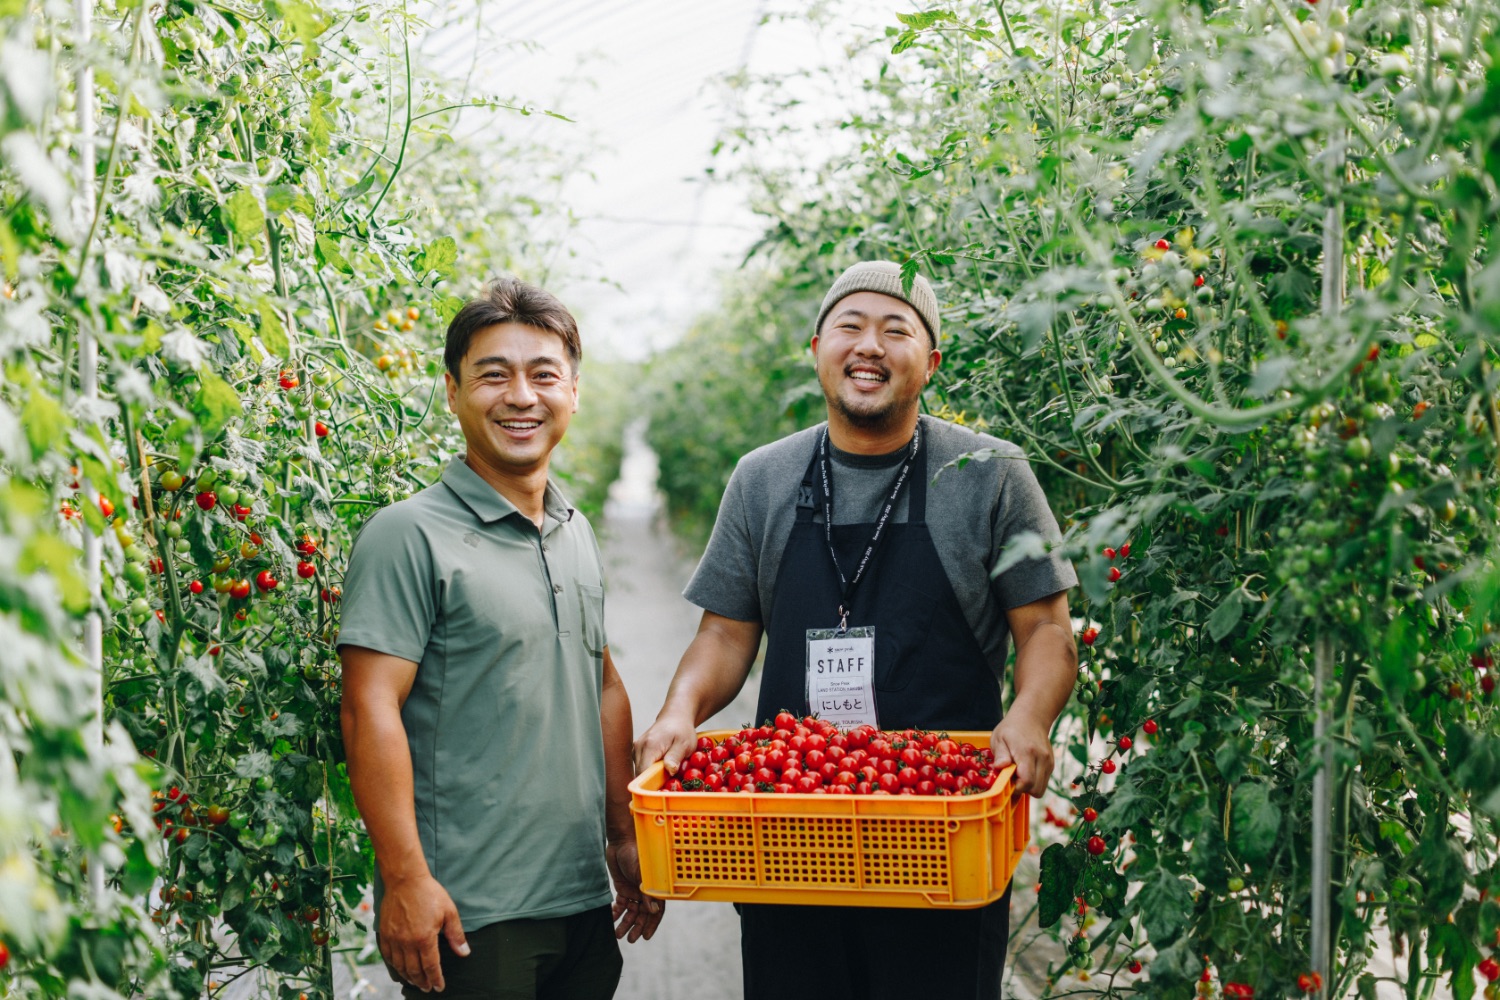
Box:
[0,0,585,995]
[655,0,1500,993]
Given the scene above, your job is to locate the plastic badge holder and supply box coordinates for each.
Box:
[628,730,1030,908]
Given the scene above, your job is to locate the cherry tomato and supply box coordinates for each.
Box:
[1101,759,1117,774]
[195,491,217,511]
[774,711,797,730]
[1143,719,1159,735]
[188,579,204,595]
[254,570,278,592]
[1087,835,1107,855]
[230,579,251,600]
[1083,807,1098,822]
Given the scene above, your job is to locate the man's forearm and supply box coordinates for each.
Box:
[343,703,430,885]
[1011,620,1077,729]
[656,621,760,725]
[600,656,634,844]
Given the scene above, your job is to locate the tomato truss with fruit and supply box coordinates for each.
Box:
[662,712,1005,797]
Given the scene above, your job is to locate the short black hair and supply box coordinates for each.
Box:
[444,277,581,380]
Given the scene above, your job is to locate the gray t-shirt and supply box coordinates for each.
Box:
[338,458,612,931]
[684,415,1077,673]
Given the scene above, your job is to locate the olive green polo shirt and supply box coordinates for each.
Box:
[338,457,612,930]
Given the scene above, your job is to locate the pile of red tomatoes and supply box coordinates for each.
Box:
[664,711,1005,795]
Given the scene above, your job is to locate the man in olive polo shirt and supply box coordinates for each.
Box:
[339,277,661,1000]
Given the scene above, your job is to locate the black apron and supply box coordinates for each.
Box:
[740,428,1012,1000]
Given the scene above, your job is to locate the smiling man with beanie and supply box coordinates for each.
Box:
[635,260,1079,998]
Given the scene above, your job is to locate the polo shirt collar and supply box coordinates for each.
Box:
[441,457,575,526]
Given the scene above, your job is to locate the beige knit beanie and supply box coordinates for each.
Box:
[814,261,940,347]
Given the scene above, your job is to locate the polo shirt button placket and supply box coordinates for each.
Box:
[553,584,563,594]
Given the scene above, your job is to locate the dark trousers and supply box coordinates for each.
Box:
[740,890,1011,1000]
[394,906,622,1000]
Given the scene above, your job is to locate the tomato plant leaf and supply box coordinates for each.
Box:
[256,300,289,359]
[314,233,352,275]
[225,187,265,239]
[418,236,458,279]
[1038,842,1083,927]
[194,370,242,437]
[19,533,88,613]
[21,388,68,459]
[1206,589,1245,642]
[1230,781,1280,864]
[1137,868,1194,943]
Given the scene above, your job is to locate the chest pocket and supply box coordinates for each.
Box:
[577,583,606,656]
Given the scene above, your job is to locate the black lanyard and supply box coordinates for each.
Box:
[817,422,921,632]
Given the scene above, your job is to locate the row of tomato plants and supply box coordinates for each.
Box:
[648,0,1500,996]
[0,0,630,996]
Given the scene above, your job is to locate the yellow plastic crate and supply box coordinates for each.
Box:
[629,730,1030,908]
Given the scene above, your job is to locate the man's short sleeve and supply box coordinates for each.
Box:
[991,454,1078,610]
[337,506,437,663]
[683,463,762,623]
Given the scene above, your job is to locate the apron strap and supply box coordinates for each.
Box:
[909,429,928,523]
[795,441,820,524]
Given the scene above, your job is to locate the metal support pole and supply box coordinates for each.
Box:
[75,0,106,904]
[1311,634,1334,998]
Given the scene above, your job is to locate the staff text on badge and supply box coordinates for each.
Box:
[805,627,878,730]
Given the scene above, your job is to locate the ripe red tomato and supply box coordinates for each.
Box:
[1143,719,1159,735]
[796,776,820,793]
[1118,736,1133,752]
[681,768,704,784]
[1101,759,1117,774]
[897,767,920,788]
[703,773,724,791]
[296,561,316,579]
[99,496,115,518]
[314,421,329,438]
[205,805,230,826]
[254,570,278,592]
[1087,835,1106,855]
[1083,807,1098,822]
[188,579,204,595]
[687,751,709,770]
[0,939,11,971]
[1081,627,1099,646]
[878,772,901,793]
[833,770,857,787]
[1103,546,1116,559]
[1129,960,1142,974]
[1107,566,1122,582]
[1120,541,1131,557]
[774,711,797,730]
[230,579,251,600]
[195,491,217,511]
[753,767,777,785]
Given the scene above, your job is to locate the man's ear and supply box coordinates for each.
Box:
[444,371,458,413]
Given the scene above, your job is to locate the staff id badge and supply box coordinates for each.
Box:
[805,627,878,730]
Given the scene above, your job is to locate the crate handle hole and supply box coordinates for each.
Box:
[946,820,960,833]
[655,816,666,826]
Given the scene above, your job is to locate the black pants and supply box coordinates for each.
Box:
[393,906,622,1000]
[740,890,1011,1000]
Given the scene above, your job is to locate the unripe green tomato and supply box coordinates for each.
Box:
[218,486,240,506]
[197,468,218,490]
[1345,436,1372,460]
[166,521,183,539]
[1228,876,1245,892]
[175,538,192,553]
[1085,889,1103,907]
[124,543,148,564]
[256,776,273,792]
[229,467,248,484]
[314,393,333,411]
[311,369,332,387]
[1409,669,1426,691]
[129,597,152,618]
[294,406,312,420]
[1078,686,1095,704]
